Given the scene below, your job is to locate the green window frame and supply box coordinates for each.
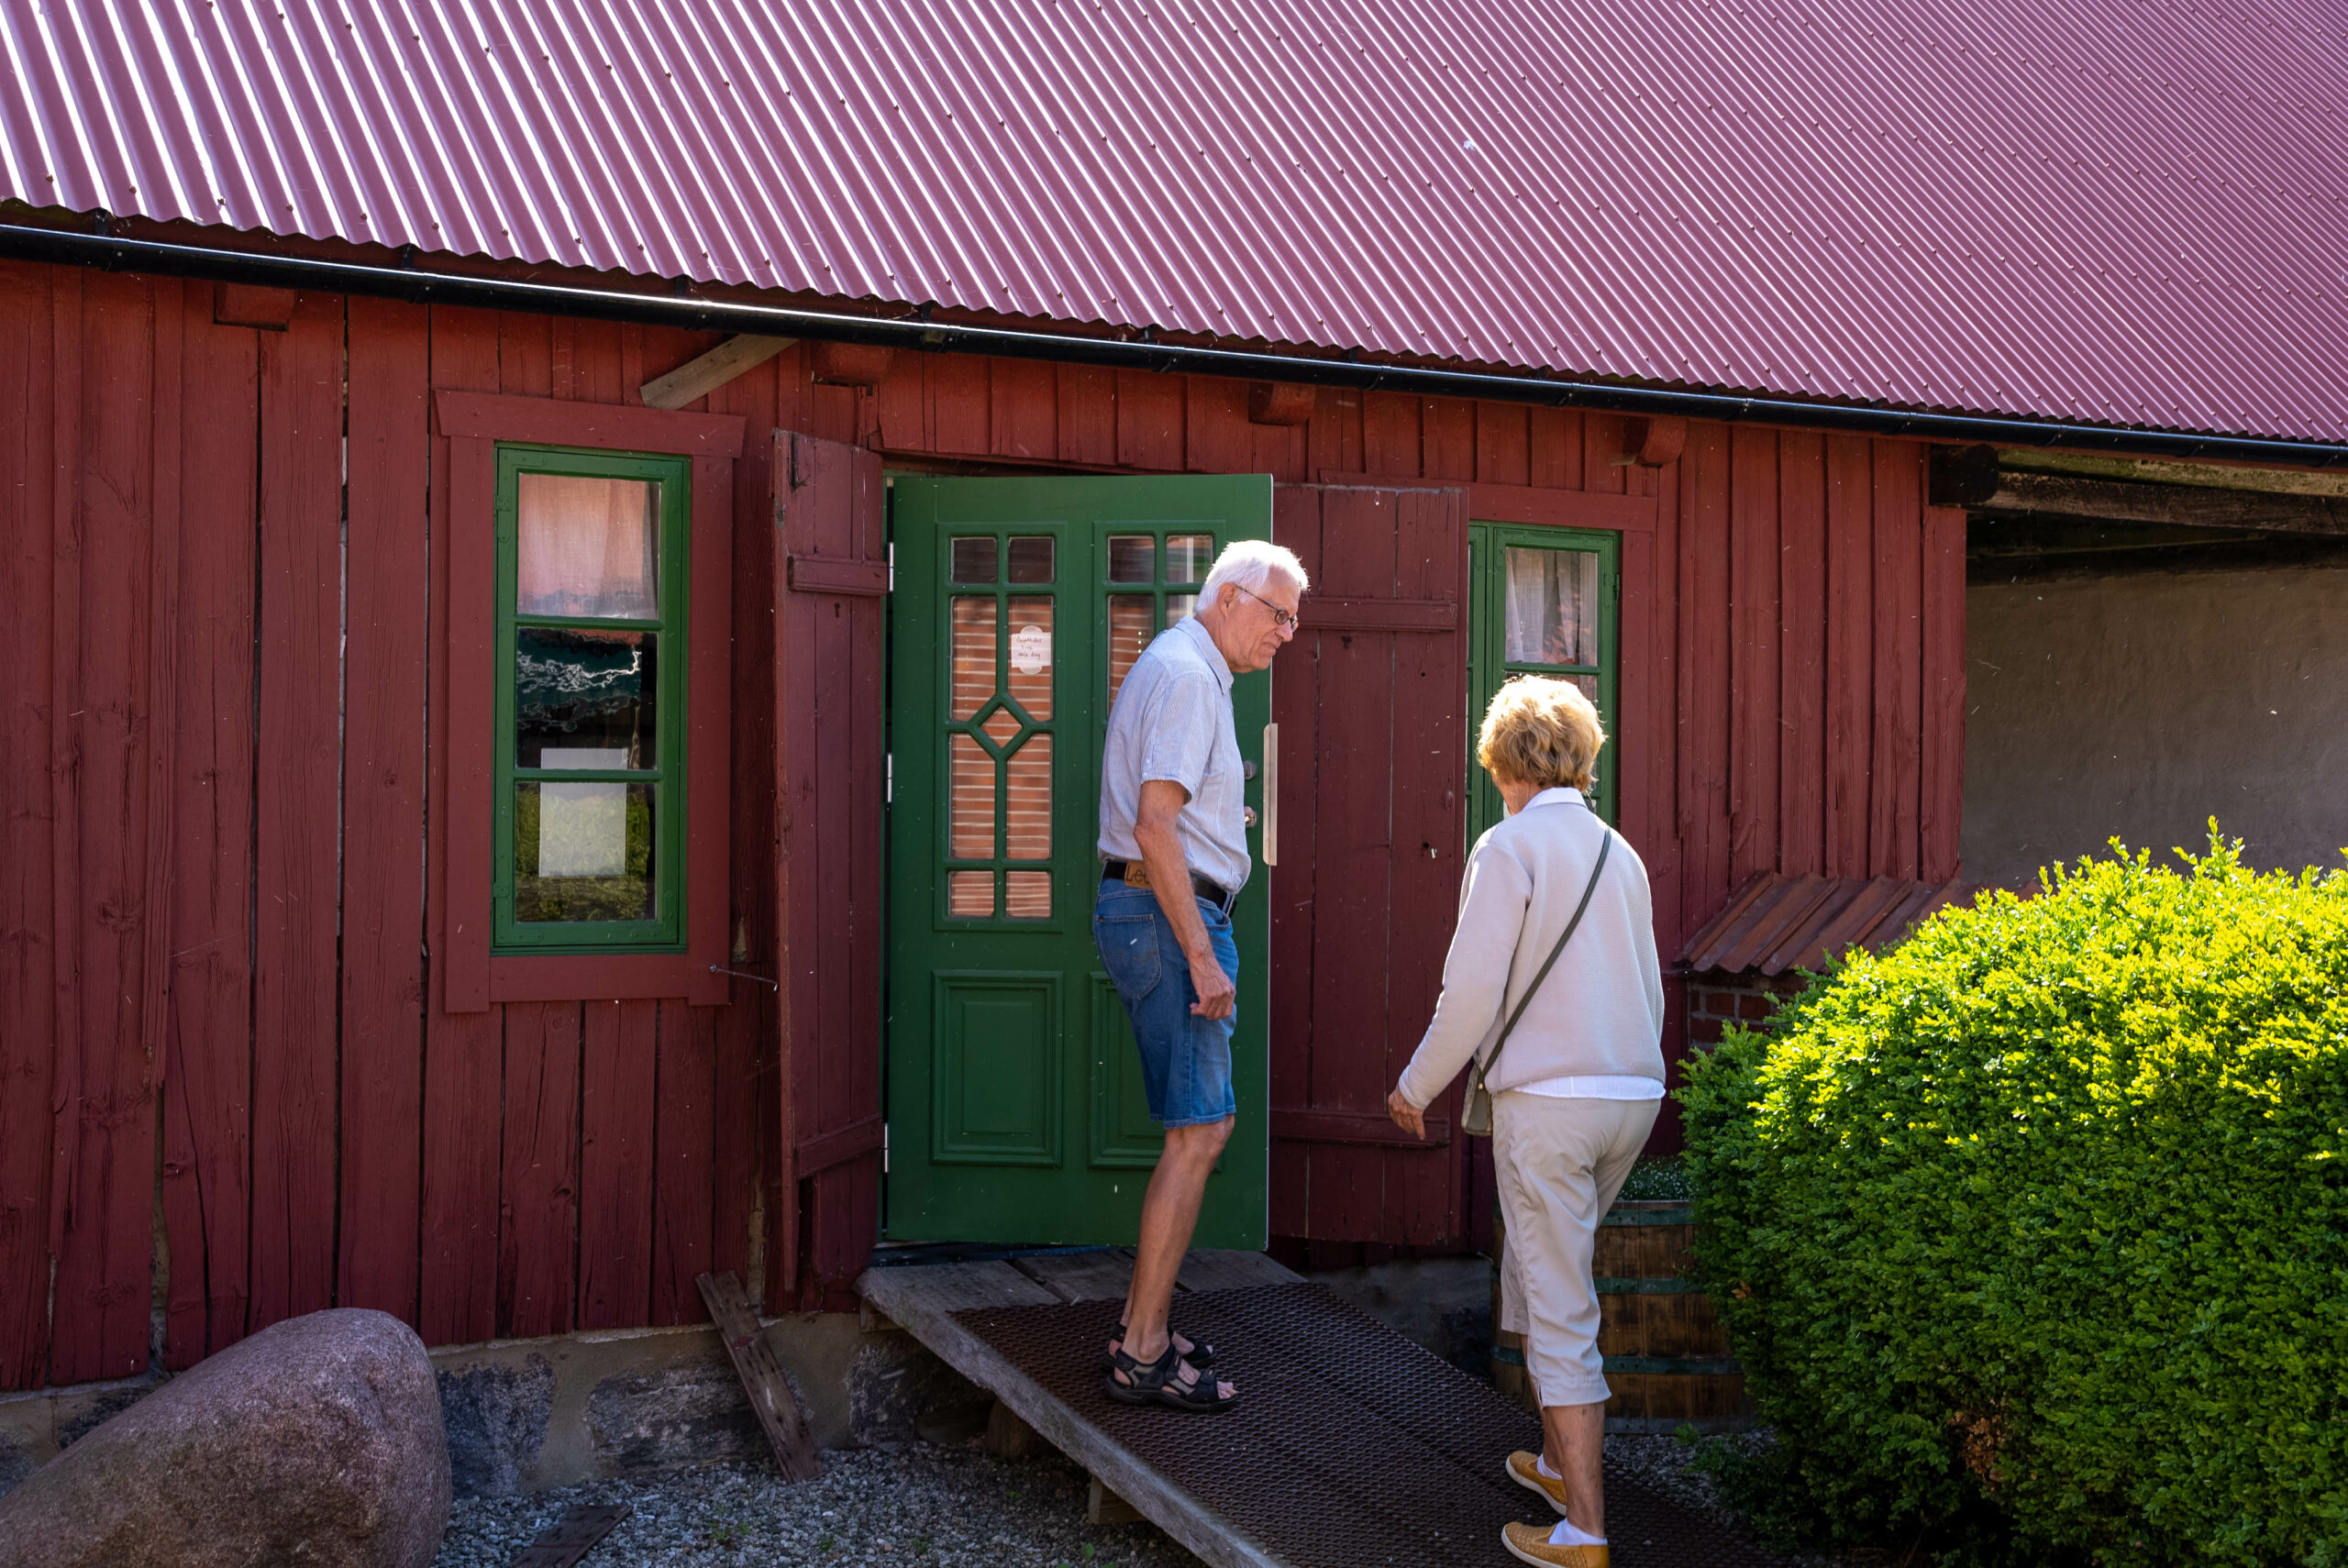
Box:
[492,443,692,953]
[1468,522,1622,842]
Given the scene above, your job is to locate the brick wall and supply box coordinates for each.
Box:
[1685,971,1811,1046]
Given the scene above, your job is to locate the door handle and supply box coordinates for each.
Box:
[1261,723,1279,867]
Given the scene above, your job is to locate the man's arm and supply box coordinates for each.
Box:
[1133,778,1235,1021]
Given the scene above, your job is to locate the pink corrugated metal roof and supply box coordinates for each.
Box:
[5,0,2343,441]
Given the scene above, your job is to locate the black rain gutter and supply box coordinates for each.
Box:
[11,222,2345,469]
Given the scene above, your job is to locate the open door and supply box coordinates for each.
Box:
[1266,480,1473,1246]
[885,475,1275,1247]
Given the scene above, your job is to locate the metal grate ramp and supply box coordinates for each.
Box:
[863,1253,1789,1568]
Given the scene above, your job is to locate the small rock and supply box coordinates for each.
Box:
[0,1309,450,1568]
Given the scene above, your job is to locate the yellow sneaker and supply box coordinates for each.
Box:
[1506,1450,1569,1514]
[1501,1519,1609,1567]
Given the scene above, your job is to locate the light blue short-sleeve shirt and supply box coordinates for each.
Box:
[1096,615,1252,893]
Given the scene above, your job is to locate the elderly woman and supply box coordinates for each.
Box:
[1387,677,1665,1568]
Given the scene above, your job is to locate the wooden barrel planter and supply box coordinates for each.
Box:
[1490,1198,1753,1433]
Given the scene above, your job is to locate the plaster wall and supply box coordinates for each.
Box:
[1962,560,2348,889]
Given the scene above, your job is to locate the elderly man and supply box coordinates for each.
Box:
[1093,537,1307,1414]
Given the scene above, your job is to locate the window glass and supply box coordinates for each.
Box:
[1003,870,1052,920]
[1503,547,1600,666]
[1166,593,1197,626]
[947,870,995,918]
[514,780,655,922]
[516,474,659,619]
[949,598,995,722]
[1107,596,1156,708]
[1005,598,1053,721]
[950,536,1000,583]
[1005,733,1052,861]
[515,627,656,768]
[1165,534,1213,584]
[1107,535,1156,583]
[1006,536,1056,583]
[948,734,996,859]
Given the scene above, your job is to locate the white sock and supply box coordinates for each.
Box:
[1548,1517,1607,1548]
[1536,1453,1561,1480]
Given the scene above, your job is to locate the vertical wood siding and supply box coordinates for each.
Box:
[0,269,1966,1387]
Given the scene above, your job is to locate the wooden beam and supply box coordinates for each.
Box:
[1980,471,2348,536]
[1996,447,2348,500]
[510,1505,631,1568]
[696,1270,823,1481]
[640,334,794,409]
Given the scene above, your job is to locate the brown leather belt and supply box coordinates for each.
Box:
[1101,859,1238,915]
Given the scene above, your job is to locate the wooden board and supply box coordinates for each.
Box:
[509,1503,631,1568]
[580,999,658,1330]
[696,1270,822,1482]
[1012,1251,1136,1304]
[1822,435,1876,879]
[856,1259,1280,1568]
[503,1002,583,1339]
[1868,442,1925,878]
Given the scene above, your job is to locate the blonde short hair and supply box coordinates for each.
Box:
[1477,676,1605,790]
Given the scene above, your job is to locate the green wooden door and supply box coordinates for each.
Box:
[886,475,1273,1246]
[1468,523,1622,840]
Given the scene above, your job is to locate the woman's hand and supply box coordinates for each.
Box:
[1386,1088,1426,1142]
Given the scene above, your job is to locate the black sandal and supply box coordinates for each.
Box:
[1105,1321,1216,1372]
[1102,1342,1240,1414]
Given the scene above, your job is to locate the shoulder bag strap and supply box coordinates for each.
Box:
[1468,827,1614,1098]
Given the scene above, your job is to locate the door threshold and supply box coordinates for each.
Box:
[865,1240,1125,1271]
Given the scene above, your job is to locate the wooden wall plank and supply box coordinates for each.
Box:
[1114,370,1182,470]
[1869,443,1924,879]
[580,999,658,1330]
[1582,414,1628,495]
[1185,377,1253,475]
[249,291,345,1334]
[1677,425,1733,940]
[990,359,1057,461]
[1056,365,1115,467]
[652,1000,717,1325]
[420,304,506,1347]
[338,295,430,1322]
[709,361,779,1304]
[1822,436,1874,879]
[1305,388,1362,478]
[500,312,552,397]
[1529,408,1583,491]
[1474,404,1529,488]
[161,291,260,1366]
[1360,392,1419,477]
[502,1001,581,1339]
[0,264,58,1389]
[929,355,990,456]
[1777,432,1827,876]
[1636,450,1686,1161]
[50,270,161,1384]
[1728,428,1780,887]
[1267,485,1324,1242]
[1423,398,1475,481]
[1920,501,1967,884]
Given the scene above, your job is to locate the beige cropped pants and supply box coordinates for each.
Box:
[1492,1090,1660,1407]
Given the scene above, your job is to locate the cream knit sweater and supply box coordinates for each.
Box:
[1396,790,1667,1110]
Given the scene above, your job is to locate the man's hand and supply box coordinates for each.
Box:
[1188,948,1236,1020]
[1386,1088,1426,1141]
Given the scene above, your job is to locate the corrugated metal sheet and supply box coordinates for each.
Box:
[4,0,2343,441]
[1678,872,1960,976]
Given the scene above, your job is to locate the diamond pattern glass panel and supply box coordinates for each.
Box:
[981,709,1021,751]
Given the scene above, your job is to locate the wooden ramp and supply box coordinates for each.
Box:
[857,1250,1787,1568]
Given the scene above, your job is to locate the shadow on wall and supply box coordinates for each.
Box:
[1963,556,2348,889]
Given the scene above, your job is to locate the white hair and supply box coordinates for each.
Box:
[1199,538,1309,609]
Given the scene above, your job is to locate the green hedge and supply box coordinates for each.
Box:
[1680,838,2348,1566]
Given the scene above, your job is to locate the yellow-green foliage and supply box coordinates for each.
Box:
[1680,836,2348,1566]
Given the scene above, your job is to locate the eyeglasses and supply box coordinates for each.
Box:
[1233,583,1301,630]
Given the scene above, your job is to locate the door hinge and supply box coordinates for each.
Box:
[887,541,895,592]
[885,753,893,804]
[881,1123,890,1174]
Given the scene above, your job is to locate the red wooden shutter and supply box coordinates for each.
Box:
[1268,481,1472,1246]
[772,431,886,1300]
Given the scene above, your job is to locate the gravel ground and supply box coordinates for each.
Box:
[435,1434,1840,1568]
[431,1444,1202,1568]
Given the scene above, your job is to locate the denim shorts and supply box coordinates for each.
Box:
[1092,880,1239,1129]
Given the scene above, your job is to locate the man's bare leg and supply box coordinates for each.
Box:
[1539,1400,1607,1540]
[1116,1116,1235,1397]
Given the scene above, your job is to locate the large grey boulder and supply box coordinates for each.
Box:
[0,1309,449,1568]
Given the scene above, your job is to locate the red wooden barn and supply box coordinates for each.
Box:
[2,0,2342,1405]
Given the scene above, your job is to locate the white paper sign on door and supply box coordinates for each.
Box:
[1010,624,1052,675]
